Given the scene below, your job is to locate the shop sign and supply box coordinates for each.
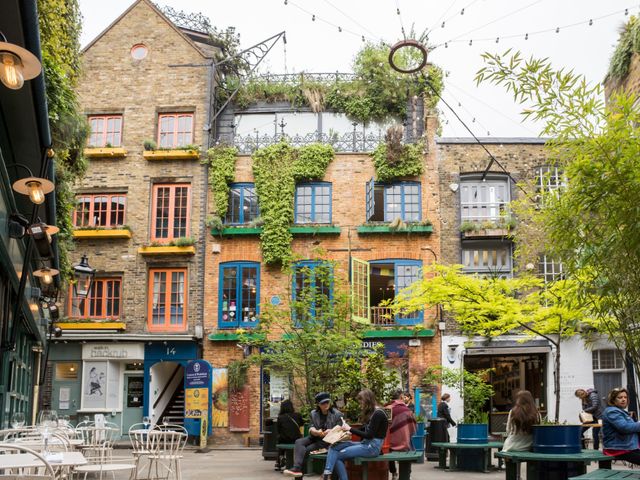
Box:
[185,388,209,418]
[361,339,409,357]
[184,360,212,437]
[82,343,144,360]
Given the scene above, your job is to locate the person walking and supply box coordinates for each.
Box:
[602,387,640,465]
[283,392,343,478]
[437,393,456,441]
[321,389,388,480]
[276,400,304,470]
[502,390,540,452]
[388,389,417,480]
[575,387,604,449]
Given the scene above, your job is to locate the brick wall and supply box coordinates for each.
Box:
[72,0,210,335]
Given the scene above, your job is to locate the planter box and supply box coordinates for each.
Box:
[210,227,262,236]
[457,423,488,444]
[462,228,509,238]
[73,229,132,239]
[532,424,582,454]
[143,149,199,160]
[138,245,196,255]
[83,147,127,158]
[57,321,125,330]
[290,225,341,235]
[357,224,433,235]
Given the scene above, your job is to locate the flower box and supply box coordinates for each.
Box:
[56,321,126,330]
[73,229,132,239]
[83,147,127,158]
[138,245,196,255]
[289,225,341,234]
[356,224,433,235]
[143,149,199,160]
[462,228,509,238]
[210,227,263,236]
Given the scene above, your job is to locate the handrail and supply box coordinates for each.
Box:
[153,364,182,410]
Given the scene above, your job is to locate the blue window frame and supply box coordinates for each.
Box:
[219,261,260,328]
[294,182,332,224]
[292,261,333,324]
[365,180,421,222]
[225,183,259,224]
[369,259,423,325]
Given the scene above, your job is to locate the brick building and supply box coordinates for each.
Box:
[47,0,216,434]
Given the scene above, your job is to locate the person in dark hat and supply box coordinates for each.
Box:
[283,392,343,478]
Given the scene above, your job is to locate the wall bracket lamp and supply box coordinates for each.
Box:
[73,255,96,299]
[7,164,54,205]
[0,32,42,90]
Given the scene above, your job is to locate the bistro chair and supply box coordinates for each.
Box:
[0,443,56,480]
[145,430,187,480]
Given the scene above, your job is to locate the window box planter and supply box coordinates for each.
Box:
[290,225,341,235]
[462,228,510,239]
[362,329,435,338]
[207,332,265,341]
[56,321,126,330]
[356,224,433,235]
[138,245,196,255]
[83,147,127,158]
[210,227,263,236]
[73,228,132,239]
[143,149,199,160]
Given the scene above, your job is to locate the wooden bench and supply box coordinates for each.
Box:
[570,469,640,480]
[496,449,611,480]
[431,441,504,472]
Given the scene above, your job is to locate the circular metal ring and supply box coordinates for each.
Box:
[388,39,428,74]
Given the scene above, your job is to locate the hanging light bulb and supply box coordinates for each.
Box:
[0,51,24,89]
[27,180,45,204]
[525,33,529,40]
[34,267,59,285]
[12,175,54,205]
[0,35,42,91]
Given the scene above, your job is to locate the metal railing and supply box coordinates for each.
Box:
[370,306,396,326]
[248,72,357,84]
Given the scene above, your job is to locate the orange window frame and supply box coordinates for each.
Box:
[73,193,127,228]
[68,278,122,319]
[88,115,123,147]
[147,268,187,331]
[157,113,194,148]
[151,184,191,242]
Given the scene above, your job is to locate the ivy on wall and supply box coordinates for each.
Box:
[38,0,88,280]
[371,142,424,182]
[252,142,334,265]
[205,145,238,219]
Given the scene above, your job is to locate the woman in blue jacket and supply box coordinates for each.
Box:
[602,387,640,464]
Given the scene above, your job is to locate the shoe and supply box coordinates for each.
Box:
[322,474,332,480]
[283,467,303,478]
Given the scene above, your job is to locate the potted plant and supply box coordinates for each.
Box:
[532,417,582,454]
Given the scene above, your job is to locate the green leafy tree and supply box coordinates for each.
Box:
[475,49,640,388]
[392,264,599,422]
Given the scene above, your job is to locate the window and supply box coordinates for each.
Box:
[538,255,564,283]
[593,350,624,371]
[69,278,122,319]
[292,261,332,323]
[366,180,421,222]
[295,183,331,224]
[225,183,259,224]
[88,115,123,147]
[535,165,566,194]
[351,257,423,325]
[130,44,148,60]
[219,262,259,328]
[148,268,187,331]
[55,363,79,380]
[73,194,126,228]
[151,184,190,242]
[461,242,512,277]
[460,174,510,221]
[158,113,194,148]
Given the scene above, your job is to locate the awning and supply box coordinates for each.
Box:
[465,340,551,356]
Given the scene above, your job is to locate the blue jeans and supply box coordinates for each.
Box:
[323,438,383,480]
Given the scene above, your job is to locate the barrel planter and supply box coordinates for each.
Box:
[532,424,582,454]
[411,434,426,464]
[416,421,426,437]
[456,423,489,444]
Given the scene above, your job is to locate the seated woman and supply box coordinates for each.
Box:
[322,389,388,480]
[276,400,304,470]
[502,390,540,452]
[602,387,640,465]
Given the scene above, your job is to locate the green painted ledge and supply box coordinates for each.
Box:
[210,227,263,236]
[290,225,341,234]
[356,224,433,234]
[362,329,435,338]
[208,332,265,341]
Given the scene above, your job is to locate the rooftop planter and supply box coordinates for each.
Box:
[73,228,132,239]
[57,321,126,330]
[357,223,433,235]
[138,245,196,256]
[83,147,127,158]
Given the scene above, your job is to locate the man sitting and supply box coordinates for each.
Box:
[284,392,344,478]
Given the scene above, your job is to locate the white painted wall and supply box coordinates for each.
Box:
[149,361,183,425]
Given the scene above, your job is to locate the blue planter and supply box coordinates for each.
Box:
[416,422,426,437]
[532,425,582,454]
[411,435,425,464]
[457,423,488,444]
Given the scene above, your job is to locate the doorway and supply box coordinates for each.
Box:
[122,373,143,433]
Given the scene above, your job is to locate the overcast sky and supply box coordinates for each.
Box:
[79,0,631,138]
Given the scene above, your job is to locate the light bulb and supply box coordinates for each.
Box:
[0,52,24,90]
[42,271,53,285]
[26,180,45,204]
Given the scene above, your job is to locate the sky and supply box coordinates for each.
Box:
[78,0,632,138]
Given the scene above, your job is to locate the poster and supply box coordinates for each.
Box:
[268,373,290,418]
[211,368,229,427]
[83,361,107,409]
[185,388,209,418]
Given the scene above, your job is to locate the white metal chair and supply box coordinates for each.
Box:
[75,426,118,463]
[128,424,151,480]
[145,430,187,480]
[0,442,55,480]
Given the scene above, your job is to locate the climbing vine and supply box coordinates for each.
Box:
[608,16,640,82]
[38,0,88,281]
[371,141,424,182]
[205,145,238,219]
[252,142,334,265]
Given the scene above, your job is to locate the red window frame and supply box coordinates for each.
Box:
[157,113,194,148]
[88,115,123,147]
[147,268,187,331]
[68,277,122,320]
[73,193,127,228]
[151,184,191,242]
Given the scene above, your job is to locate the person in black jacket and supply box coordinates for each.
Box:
[321,389,389,480]
[275,400,304,470]
[576,388,604,449]
[437,393,456,442]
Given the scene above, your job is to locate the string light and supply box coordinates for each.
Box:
[525,33,529,40]
[468,39,473,46]
[555,27,560,33]
[338,26,342,32]
[495,37,500,43]
[589,19,593,26]
[441,22,445,28]
[312,14,315,21]
[461,8,465,15]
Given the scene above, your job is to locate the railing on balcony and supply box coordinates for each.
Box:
[250,72,358,84]
[371,306,396,326]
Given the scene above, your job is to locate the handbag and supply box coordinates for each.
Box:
[579,411,594,423]
[322,425,352,444]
